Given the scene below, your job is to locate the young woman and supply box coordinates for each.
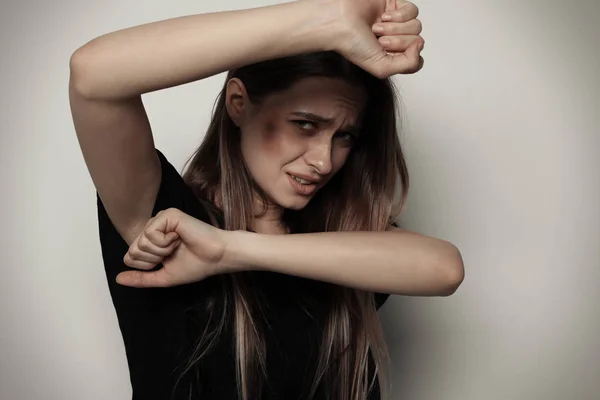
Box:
[69,0,464,399]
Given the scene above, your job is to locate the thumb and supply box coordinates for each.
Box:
[145,229,179,248]
[411,39,424,58]
[116,269,172,288]
[146,213,181,247]
[385,39,424,76]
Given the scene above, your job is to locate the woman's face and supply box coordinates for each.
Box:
[226,77,366,211]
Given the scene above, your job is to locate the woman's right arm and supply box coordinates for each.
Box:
[69,0,342,245]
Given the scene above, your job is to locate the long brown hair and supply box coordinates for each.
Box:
[173,51,409,400]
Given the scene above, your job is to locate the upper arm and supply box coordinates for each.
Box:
[69,58,161,245]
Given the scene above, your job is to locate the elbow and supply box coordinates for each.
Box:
[69,41,105,100]
[69,48,95,100]
[438,245,465,297]
[69,48,91,99]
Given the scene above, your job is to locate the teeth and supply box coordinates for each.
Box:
[291,175,311,185]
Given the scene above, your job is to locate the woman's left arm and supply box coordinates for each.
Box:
[222,228,464,296]
[119,209,464,295]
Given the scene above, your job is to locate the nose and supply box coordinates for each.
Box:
[303,139,333,176]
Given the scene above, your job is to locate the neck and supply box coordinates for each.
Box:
[210,187,288,234]
[251,196,287,235]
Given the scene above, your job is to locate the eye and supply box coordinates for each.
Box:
[293,120,316,130]
[335,131,357,144]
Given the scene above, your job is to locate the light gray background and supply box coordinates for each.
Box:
[1,1,598,399]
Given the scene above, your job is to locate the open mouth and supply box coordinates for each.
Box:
[287,173,318,196]
[289,174,313,185]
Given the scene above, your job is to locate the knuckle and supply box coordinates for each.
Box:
[414,19,423,34]
[165,207,181,216]
[405,2,419,15]
[128,248,140,259]
[144,225,153,236]
[137,236,149,250]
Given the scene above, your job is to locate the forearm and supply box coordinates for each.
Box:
[223,229,465,296]
[69,0,340,100]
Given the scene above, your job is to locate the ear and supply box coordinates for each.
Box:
[225,78,249,127]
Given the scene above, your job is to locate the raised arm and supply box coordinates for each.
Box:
[69,1,343,100]
[69,0,342,245]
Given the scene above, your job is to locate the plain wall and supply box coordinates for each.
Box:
[1,1,598,399]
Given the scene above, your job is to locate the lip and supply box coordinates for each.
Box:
[286,172,322,184]
[286,173,318,196]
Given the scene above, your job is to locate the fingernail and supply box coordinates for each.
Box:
[372,24,384,33]
[380,38,391,46]
[382,13,392,21]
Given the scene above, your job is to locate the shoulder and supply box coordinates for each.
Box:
[97,148,221,297]
[98,148,219,240]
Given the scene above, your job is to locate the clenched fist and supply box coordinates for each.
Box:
[326,0,424,78]
[118,208,227,288]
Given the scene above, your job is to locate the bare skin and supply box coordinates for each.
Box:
[70,0,463,296]
[226,77,366,234]
[118,207,464,296]
[70,0,423,245]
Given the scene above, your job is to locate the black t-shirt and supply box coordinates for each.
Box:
[97,149,390,400]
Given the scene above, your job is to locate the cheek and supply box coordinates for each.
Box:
[242,119,284,175]
[260,119,282,155]
[243,119,289,184]
[260,119,305,162]
[331,148,352,173]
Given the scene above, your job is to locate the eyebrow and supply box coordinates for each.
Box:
[291,111,360,134]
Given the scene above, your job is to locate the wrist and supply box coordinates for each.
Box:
[303,0,349,53]
[220,230,259,273]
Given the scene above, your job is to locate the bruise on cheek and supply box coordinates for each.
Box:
[260,119,281,155]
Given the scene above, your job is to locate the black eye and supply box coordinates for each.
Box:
[293,120,316,130]
[335,132,356,143]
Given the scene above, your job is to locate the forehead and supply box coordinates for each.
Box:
[261,77,367,118]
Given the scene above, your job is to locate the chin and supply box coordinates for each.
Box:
[275,193,313,211]
[264,180,319,211]
[281,198,312,211]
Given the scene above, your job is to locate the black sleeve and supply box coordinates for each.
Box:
[374,292,390,310]
[98,149,217,289]
[96,149,218,398]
